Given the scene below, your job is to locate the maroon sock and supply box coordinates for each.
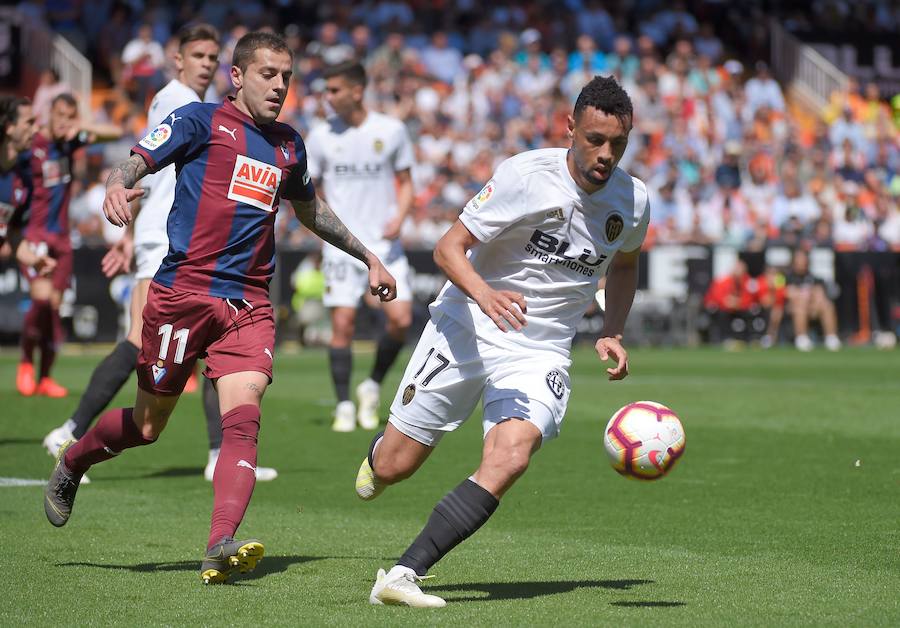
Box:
[208,405,260,549]
[38,307,61,379]
[20,299,49,364]
[64,408,155,475]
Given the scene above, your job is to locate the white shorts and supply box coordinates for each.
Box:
[135,241,168,280]
[388,314,571,447]
[322,251,411,307]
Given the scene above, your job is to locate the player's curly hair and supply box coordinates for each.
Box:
[574,75,633,126]
[0,95,30,145]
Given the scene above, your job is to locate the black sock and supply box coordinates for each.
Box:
[368,430,384,468]
[203,376,222,450]
[397,478,499,576]
[370,335,405,384]
[329,347,352,402]
[70,341,139,438]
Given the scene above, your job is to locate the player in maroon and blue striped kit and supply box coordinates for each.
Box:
[0,96,55,276]
[45,32,397,584]
[17,93,122,398]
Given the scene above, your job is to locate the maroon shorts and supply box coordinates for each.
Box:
[21,232,73,291]
[136,282,275,396]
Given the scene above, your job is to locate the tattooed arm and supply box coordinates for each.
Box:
[291,195,371,266]
[102,154,149,227]
[291,196,398,301]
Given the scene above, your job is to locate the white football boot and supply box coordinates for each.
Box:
[331,400,356,432]
[356,379,381,430]
[369,566,446,608]
[43,424,90,484]
[204,448,278,482]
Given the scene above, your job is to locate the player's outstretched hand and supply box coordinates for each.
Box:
[103,186,145,227]
[368,258,397,302]
[596,334,629,381]
[101,235,134,278]
[475,288,527,333]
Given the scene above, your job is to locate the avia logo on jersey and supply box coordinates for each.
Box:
[138,123,172,151]
[524,229,607,277]
[227,155,283,212]
[333,162,384,177]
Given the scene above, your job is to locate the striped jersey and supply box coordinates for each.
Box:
[131,97,315,300]
[24,131,86,237]
[0,160,31,244]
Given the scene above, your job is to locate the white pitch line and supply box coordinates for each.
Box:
[0,477,46,487]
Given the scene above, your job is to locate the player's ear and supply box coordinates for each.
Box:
[174,51,184,73]
[567,114,575,139]
[230,65,243,90]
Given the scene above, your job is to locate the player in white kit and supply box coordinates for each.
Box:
[355,76,650,607]
[305,61,416,432]
[42,24,277,481]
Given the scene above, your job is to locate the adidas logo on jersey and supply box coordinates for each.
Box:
[227,155,283,212]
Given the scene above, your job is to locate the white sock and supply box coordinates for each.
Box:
[208,448,220,463]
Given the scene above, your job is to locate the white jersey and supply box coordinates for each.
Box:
[305,110,414,260]
[134,79,200,247]
[431,148,650,355]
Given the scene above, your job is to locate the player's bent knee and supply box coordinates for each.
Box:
[483,447,531,481]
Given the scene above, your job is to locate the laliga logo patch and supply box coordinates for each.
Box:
[605,213,624,243]
[545,369,565,400]
[139,123,172,151]
[227,154,283,212]
[152,360,167,384]
[470,179,495,210]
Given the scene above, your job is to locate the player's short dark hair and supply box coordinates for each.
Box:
[574,75,633,127]
[51,93,78,110]
[177,23,220,49]
[0,96,30,143]
[233,31,292,72]
[322,61,367,87]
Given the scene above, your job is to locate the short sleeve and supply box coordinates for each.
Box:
[281,132,316,202]
[304,125,324,180]
[391,122,415,172]
[620,198,650,252]
[459,158,527,242]
[131,103,207,174]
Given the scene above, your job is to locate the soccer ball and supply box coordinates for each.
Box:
[603,401,685,480]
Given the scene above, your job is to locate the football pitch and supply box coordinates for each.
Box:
[2,346,898,626]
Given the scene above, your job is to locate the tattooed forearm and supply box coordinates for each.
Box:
[106,154,150,190]
[292,196,370,265]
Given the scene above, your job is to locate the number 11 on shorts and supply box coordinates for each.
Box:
[158,323,190,364]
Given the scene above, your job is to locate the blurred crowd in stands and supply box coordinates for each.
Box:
[17,0,900,253]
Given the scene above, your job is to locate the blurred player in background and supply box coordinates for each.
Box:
[306,61,415,432]
[44,32,397,584]
[17,93,123,398]
[41,24,278,483]
[355,76,649,607]
[0,96,55,275]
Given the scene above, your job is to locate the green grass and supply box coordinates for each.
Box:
[1,346,899,626]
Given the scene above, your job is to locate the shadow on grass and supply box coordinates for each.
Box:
[0,437,42,446]
[431,579,654,603]
[95,466,321,481]
[57,554,322,581]
[611,601,686,608]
